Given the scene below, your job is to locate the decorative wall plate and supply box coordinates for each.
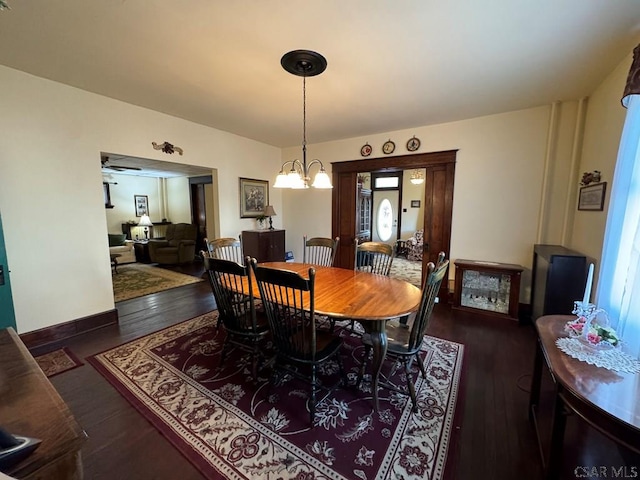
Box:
[382,140,395,154]
[407,136,421,152]
[360,143,372,157]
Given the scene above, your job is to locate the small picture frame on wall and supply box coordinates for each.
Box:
[239,177,269,218]
[411,200,421,208]
[578,182,606,211]
[134,195,149,217]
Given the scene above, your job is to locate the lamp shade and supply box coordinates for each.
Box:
[263,205,277,217]
[138,214,153,227]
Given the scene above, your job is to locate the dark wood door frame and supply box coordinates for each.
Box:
[331,149,457,290]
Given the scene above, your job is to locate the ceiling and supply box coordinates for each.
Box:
[1,2,639,160]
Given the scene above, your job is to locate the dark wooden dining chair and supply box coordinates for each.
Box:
[250,258,346,426]
[356,251,449,412]
[303,235,340,266]
[203,236,244,267]
[355,241,395,275]
[205,256,269,382]
[340,241,396,334]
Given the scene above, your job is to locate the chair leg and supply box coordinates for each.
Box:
[416,354,427,379]
[309,364,317,426]
[356,345,371,388]
[219,340,230,368]
[403,358,419,413]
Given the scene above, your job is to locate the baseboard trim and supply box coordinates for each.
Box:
[20,309,119,350]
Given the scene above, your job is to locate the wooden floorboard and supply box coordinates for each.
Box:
[42,262,639,479]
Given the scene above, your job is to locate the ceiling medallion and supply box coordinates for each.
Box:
[406,136,421,152]
[360,143,372,157]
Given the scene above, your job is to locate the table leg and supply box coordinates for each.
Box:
[529,338,543,421]
[365,320,388,412]
[546,387,567,480]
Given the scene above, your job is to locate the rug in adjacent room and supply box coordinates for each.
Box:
[112,263,203,302]
[88,311,464,480]
[35,347,83,378]
[389,256,423,288]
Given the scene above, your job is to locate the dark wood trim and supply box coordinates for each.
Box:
[331,150,457,293]
[330,149,458,172]
[20,308,118,350]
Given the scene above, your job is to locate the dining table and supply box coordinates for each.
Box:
[242,262,423,410]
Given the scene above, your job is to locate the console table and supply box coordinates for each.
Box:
[0,327,86,478]
[529,315,640,479]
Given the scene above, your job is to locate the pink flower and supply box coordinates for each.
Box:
[587,332,601,345]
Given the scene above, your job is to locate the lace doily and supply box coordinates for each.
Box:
[556,337,640,374]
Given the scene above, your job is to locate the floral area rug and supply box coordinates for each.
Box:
[34,347,83,378]
[87,311,464,480]
[389,256,423,288]
[112,263,203,302]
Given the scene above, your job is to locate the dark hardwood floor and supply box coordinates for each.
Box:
[38,262,638,479]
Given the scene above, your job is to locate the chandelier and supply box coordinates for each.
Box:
[410,169,424,185]
[274,50,332,189]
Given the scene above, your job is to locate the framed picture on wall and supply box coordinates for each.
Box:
[239,177,268,218]
[411,200,421,208]
[134,195,149,217]
[578,182,606,211]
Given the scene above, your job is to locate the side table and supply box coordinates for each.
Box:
[110,253,121,273]
[134,241,151,263]
[529,315,640,479]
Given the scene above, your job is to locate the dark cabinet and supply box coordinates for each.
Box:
[530,244,588,322]
[242,229,285,263]
[355,187,371,243]
[452,259,523,321]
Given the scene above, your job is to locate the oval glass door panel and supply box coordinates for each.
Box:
[376,198,393,242]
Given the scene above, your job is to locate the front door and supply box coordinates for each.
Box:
[0,212,17,330]
[372,190,399,246]
[332,150,456,296]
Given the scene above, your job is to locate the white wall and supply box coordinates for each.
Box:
[0,49,631,334]
[282,106,556,298]
[571,54,631,261]
[0,65,281,334]
[166,177,192,224]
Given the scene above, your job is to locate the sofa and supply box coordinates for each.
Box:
[108,234,136,264]
[148,223,197,264]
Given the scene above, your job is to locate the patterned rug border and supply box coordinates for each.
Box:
[35,347,84,378]
[87,312,465,480]
[112,263,204,303]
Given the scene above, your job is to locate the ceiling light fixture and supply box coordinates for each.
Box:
[274,50,332,189]
[410,169,424,185]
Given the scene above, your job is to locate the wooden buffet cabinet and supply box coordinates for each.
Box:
[242,229,285,263]
[0,328,86,479]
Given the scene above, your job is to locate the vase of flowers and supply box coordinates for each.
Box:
[566,303,620,349]
[255,214,267,230]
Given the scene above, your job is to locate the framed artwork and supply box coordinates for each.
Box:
[411,200,421,208]
[134,195,149,217]
[578,182,607,211]
[239,177,269,218]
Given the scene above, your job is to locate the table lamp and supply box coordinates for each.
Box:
[263,205,276,230]
[138,214,153,240]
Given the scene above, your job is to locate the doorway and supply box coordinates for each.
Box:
[331,150,456,291]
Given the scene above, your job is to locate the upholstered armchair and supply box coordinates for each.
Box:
[407,229,424,262]
[148,223,197,264]
[108,234,136,264]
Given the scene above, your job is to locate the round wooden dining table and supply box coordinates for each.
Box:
[248,262,423,410]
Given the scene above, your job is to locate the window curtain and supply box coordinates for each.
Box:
[597,44,640,358]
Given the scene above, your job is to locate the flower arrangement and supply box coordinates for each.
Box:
[564,315,620,347]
